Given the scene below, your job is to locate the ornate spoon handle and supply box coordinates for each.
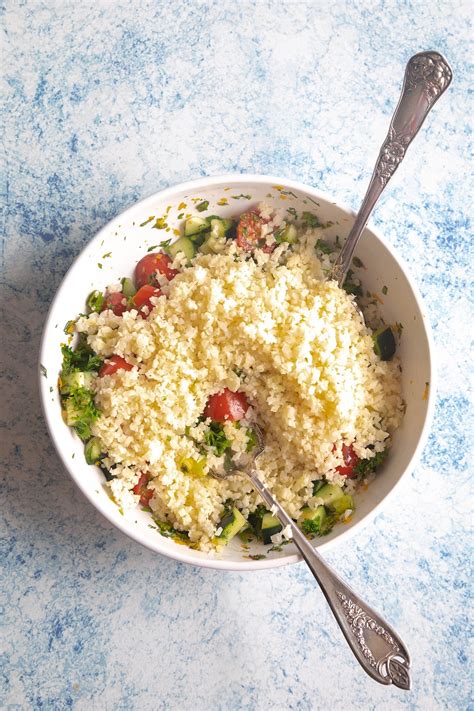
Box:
[331,50,452,285]
[248,470,411,689]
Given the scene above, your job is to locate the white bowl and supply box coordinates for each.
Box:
[39,175,435,570]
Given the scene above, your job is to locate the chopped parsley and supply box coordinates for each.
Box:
[86,290,104,313]
[315,238,334,255]
[140,216,155,227]
[246,427,258,452]
[102,252,112,259]
[61,337,103,375]
[40,364,47,377]
[231,194,252,200]
[204,422,232,456]
[302,211,323,228]
[147,245,159,252]
[353,449,388,477]
[382,285,388,295]
[352,256,365,268]
[153,217,168,230]
[196,200,209,212]
[153,517,189,542]
[248,554,266,560]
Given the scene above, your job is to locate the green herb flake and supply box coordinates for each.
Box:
[382,285,388,295]
[281,190,298,198]
[102,252,112,259]
[204,422,232,457]
[396,322,404,335]
[302,211,323,229]
[196,200,209,212]
[352,256,365,268]
[231,194,252,200]
[177,212,184,219]
[353,449,388,477]
[286,207,298,218]
[147,245,159,252]
[248,554,266,561]
[246,427,258,452]
[140,216,155,227]
[49,386,53,393]
[97,263,103,269]
[40,364,48,377]
[316,239,334,255]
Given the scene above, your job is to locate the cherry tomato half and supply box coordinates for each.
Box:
[204,388,249,422]
[336,444,359,478]
[99,355,134,377]
[101,291,128,316]
[236,211,275,253]
[132,284,162,318]
[134,252,178,289]
[133,472,154,507]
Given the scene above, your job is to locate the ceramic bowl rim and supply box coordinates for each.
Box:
[38,173,436,571]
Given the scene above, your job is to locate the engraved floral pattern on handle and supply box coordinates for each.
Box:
[375,51,453,187]
[336,592,411,690]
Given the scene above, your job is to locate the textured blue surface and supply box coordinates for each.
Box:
[1,1,472,709]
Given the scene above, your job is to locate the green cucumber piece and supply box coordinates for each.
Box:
[275,223,298,244]
[121,277,136,298]
[316,483,345,507]
[261,513,282,544]
[167,236,196,261]
[373,326,396,361]
[60,371,95,395]
[298,505,335,537]
[217,506,246,542]
[330,494,354,515]
[184,216,209,237]
[84,437,103,465]
[199,233,227,254]
[210,217,233,239]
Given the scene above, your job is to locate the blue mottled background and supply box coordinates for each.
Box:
[1,1,472,709]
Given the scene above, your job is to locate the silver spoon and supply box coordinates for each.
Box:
[331,50,452,286]
[212,425,411,689]
[213,51,452,688]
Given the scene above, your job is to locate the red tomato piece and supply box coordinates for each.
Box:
[101,291,128,316]
[99,355,134,377]
[236,211,275,253]
[132,284,162,318]
[204,388,249,422]
[134,252,179,289]
[133,472,154,507]
[336,444,359,478]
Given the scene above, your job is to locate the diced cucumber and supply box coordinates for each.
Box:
[167,236,196,261]
[330,494,354,515]
[373,326,396,361]
[299,505,327,533]
[199,234,227,255]
[121,277,136,298]
[217,506,247,542]
[316,483,345,507]
[210,217,233,239]
[60,371,95,395]
[275,223,298,244]
[261,513,282,544]
[298,505,335,537]
[312,479,325,496]
[84,437,103,465]
[184,217,209,237]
